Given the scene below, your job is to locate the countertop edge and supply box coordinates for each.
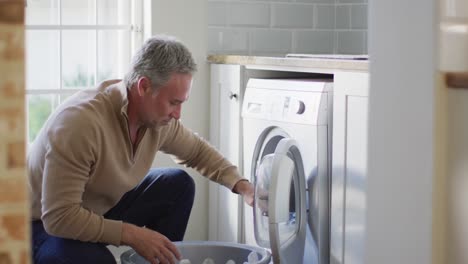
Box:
[206,55,369,72]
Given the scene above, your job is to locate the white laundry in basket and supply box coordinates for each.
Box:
[178,258,240,264]
[178,254,258,264]
[121,241,271,264]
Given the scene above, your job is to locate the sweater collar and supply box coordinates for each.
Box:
[101,80,130,119]
[117,82,129,118]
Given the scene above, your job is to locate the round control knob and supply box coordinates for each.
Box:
[290,99,305,114]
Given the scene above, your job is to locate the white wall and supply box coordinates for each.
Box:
[147,0,211,241]
[207,0,368,56]
[367,0,436,263]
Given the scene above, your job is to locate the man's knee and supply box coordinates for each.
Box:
[171,169,195,195]
[149,168,194,194]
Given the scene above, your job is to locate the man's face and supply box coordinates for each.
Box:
[140,73,192,128]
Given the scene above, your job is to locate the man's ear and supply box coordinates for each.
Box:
[136,77,151,96]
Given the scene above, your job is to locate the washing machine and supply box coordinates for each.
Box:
[242,78,333,264]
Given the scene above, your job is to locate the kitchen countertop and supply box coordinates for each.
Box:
[207,54,369,72]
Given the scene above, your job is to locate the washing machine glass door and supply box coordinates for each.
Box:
[254,138,307,264]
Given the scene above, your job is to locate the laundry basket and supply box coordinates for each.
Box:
[120,241,271,264]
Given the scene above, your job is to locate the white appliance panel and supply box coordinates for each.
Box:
[242,78,332,264]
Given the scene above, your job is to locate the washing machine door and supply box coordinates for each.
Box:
[254,137,307,264]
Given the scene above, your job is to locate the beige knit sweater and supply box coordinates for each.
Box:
[27,80,244,246]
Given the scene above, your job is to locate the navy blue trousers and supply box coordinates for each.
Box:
[32,168,195,264]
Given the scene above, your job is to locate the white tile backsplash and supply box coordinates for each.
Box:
[209,28,250,54]
[208,28,223,52]
[351,4,367,29]
[295,30,335,54]
[315,4,335,30]
[273,4,315,28]
[336,4,351,29]
[336,30,366,54]
[228,3,271,27]
[251,30,292,54]
[208,0,368,55]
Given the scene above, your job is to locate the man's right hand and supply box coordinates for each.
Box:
[121,223,182,264]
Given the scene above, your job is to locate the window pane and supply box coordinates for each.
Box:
[27,94,58,143]
[27,92,80,144]
[62,30,96,89]
[62,0,96,25]
[26,30,60,90]
[59,92,76,105]
[98,30,130,82]
[97,0,130,25]
[26,0,59,25]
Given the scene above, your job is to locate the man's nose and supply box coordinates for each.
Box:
[171,105,182,120]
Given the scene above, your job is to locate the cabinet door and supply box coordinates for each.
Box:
[208,64,244,242]
[331,72,369,264]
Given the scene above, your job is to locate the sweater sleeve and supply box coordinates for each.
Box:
[159,120,247,191]
[40,107,122,246]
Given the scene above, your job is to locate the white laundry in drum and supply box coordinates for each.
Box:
[245,251,259,264]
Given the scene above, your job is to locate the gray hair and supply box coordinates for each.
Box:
[124,35,197,90]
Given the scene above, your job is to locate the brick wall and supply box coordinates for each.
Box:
[0,1,29,264]
[208,0,368,56]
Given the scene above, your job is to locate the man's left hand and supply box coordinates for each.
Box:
[233,180,254,207]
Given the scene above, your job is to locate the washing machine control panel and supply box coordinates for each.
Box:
[242,79,330,125]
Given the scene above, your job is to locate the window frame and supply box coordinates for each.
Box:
[25,0,143,143]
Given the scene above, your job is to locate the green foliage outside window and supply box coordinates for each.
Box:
[28,96,52,143]
[63,66,95,88]
[28,67,112,143]
[63,66,111,87]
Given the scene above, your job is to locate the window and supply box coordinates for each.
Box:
[25,0,143,143]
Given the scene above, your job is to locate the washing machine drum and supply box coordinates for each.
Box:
[253,137,308,264]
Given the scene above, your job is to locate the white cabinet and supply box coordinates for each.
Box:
[208,64,244,242]
[330,72,369,264]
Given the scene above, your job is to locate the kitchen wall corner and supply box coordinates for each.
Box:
[0,1,30,264]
